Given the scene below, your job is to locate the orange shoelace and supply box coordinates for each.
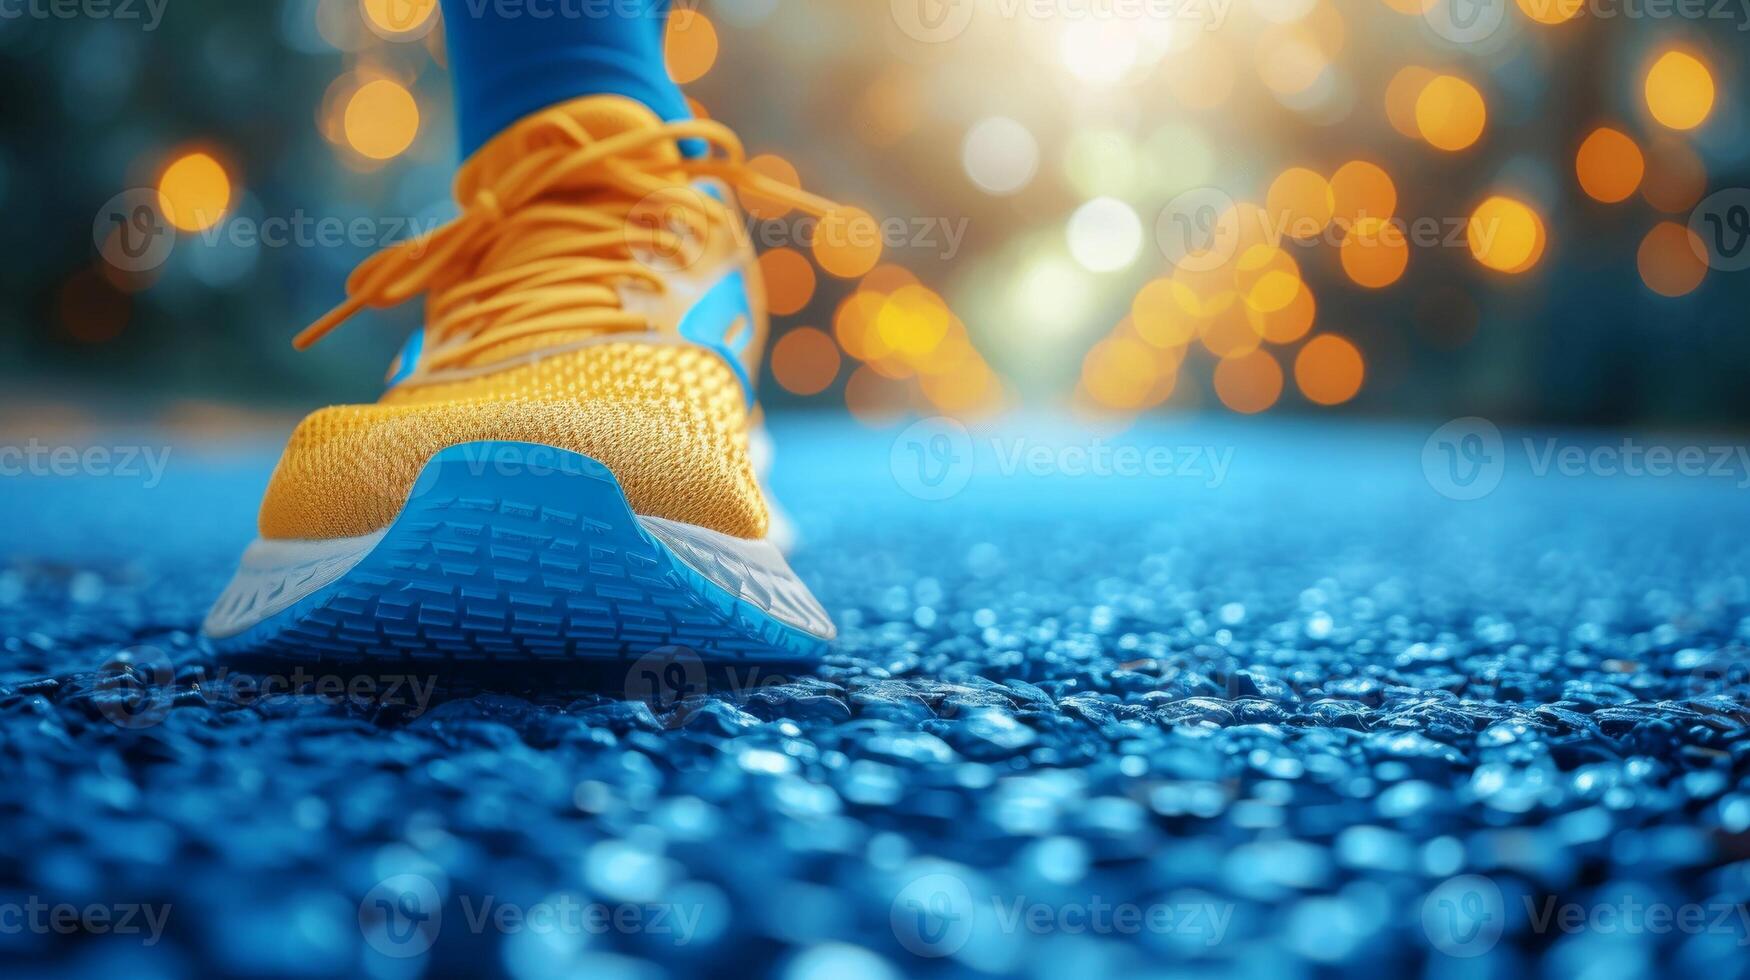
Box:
[293,111,836,375]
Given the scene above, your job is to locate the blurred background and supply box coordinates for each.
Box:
[0,0,1746,431]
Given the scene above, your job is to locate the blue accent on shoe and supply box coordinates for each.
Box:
[677,269,756,404]
[210,442,828,662]
[386,328,425,388]
[437,0,690,158]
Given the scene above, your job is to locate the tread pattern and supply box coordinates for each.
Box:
[210,446,829,662]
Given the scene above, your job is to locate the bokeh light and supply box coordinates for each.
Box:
[1066,198,1143,273]
[1235,244,1302,312]
[1385,66,1435,139]
[1131,278,1199,349]
[1415,75,1487,152]
[1213,349,1283,414]
[1198,297,1265,359]
[1515,0,1584,24]
[1294,334,1365,405]
[1636,222,1707,298]
[758,247,815,317]
[1266,168,1334,240]
[842,364,910,426]
[770,326,840,396]
[360,0,438,38]
[1641,137,1708,213]
[962,117,1039,196]
[1083,333,1173,411]
[664,9,719,85]
[1248,279,1317,344]
[1644,50,1715,131]
[1330,160,1397,223]
[876,284,952,357]
[343,78,419,160]
[157,151,231,232]
[740,154,801,219]
[1340,217,1408,288]
[1574,127,1645,204]
[1468,196,1545,274]
[812,207,883,279]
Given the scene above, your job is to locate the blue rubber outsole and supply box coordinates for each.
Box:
[209,442,831,662]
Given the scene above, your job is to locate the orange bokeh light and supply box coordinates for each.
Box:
[1644,50,1715,131]
[1636,222,1707,298]
[1294,334,1365,406]
[758,247,816,317]
[1340,217,1409,288]
[1415,75,1487,152]
[771,327,842,396]
[665,9,719,85]
[1213,349,1283,414]
[1575,127,1645,204]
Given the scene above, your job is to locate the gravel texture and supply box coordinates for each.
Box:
[1,417,1748,979]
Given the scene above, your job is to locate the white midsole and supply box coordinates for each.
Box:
[204,530,388,639]
[204,515,834,642]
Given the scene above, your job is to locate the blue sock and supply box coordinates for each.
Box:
[438,0,690,157]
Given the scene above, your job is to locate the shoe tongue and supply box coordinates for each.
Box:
[456,95,681,198]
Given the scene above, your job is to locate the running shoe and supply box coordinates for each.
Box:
[204,95,837,661]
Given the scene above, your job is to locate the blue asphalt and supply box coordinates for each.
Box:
[0,417,1747,978]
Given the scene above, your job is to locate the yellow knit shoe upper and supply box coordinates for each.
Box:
[255,96,833,543]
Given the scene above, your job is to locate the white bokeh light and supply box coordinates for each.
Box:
[962,116,1039,196]
[1012,252,1093,336]
[1066,198,1144,273]
[1058,21,1142,88]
